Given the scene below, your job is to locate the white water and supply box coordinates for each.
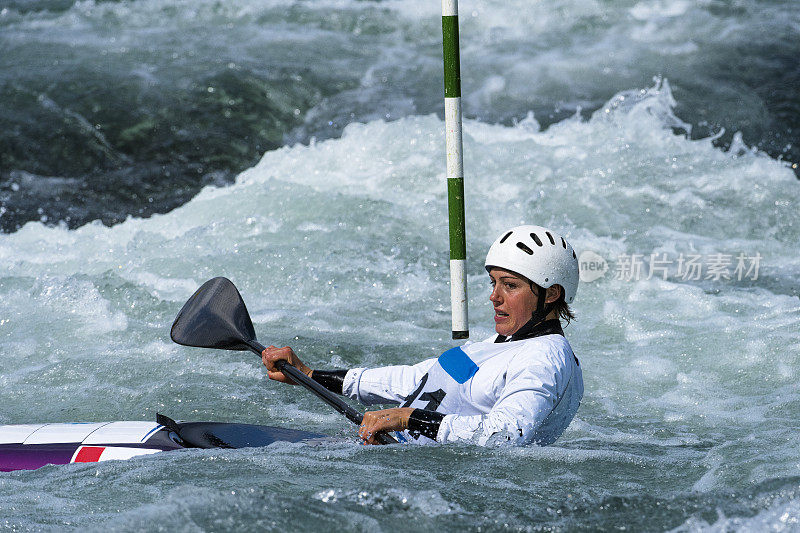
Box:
[3,0,799,231]
[1,78,799,530]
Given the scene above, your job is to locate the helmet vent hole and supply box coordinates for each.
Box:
[572,250,576,259]
[499,231,513,244]
[516,242,534,255]
[546,232,555,245]
[561,237,567,249]
[531,233,543,246]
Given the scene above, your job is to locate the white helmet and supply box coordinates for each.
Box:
[485,225,579,304]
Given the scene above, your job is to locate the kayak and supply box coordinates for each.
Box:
[0,414,328,472]
[1,277,372,475]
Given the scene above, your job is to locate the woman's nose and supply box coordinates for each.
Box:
[489,286,500,303]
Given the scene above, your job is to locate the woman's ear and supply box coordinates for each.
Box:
[545,285,562,304]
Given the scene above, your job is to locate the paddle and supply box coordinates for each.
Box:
[170,277,396,445]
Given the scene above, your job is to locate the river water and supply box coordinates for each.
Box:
[1,0,799,531]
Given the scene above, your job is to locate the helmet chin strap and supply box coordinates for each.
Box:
[505,285,555,342]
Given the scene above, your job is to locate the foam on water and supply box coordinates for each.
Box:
[3,0,798,230]
[1,80,799,530]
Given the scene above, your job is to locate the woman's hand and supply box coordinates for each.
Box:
[261,346,312,385]
[358,407,414,445]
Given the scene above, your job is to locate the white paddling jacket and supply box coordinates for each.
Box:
[341,324,583,446]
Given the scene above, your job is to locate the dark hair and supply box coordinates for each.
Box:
[551,290,576,325]
[532,282,576,325]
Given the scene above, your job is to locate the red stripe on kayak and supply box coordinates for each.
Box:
[73,446,105,463]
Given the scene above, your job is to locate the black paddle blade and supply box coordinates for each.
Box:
[171,277,256,351]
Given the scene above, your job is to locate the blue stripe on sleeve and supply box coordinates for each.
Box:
[437,347,479,384]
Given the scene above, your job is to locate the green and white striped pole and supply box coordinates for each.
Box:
[442,0,468,339]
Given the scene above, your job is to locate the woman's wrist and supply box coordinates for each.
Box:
[311,369,348,395]
[406,409,445,440]
[396,407,412,431]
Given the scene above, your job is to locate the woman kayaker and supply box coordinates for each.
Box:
[262,225,583,446]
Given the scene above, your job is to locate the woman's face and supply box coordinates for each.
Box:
[488,268,537,337]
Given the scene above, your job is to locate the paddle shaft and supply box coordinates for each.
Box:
[245,339,396,445]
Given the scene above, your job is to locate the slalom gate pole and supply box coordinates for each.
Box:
[442,0,468,339]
